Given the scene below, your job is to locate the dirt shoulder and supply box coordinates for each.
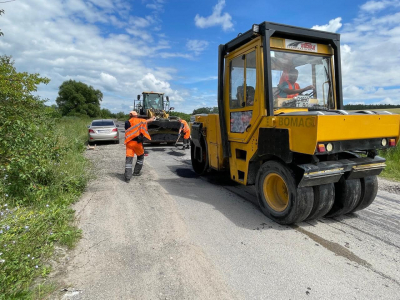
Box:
[50,142,235,300]
[378,177,400,194]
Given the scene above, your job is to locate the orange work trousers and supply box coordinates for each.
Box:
[182,130,190,139]
[126,140,144,157]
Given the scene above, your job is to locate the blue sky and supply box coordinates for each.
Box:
[1,0,400,113]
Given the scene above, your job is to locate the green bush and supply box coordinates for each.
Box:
[169,111,191,122]
[0,56,90,298]
[380,147,400,181]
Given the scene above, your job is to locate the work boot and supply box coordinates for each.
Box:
[182,139,188,150]
[124,157,133,182]
[133,154,144,176]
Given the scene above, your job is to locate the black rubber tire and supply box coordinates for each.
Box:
[255,161,314,225]
[114,139,120,144]
[351,176,378,213]
[326,178,361,217]
[306,183,335,220]
[191,136,208,175]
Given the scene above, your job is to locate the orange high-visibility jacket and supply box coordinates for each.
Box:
[180,120,190,133]
[285,81,300,98]
[124,118,151,144]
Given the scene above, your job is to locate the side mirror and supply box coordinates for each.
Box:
[169,107,174,111]
[137,95,141,100]
[166,96,169,102]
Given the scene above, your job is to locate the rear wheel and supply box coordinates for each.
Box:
[307,183,335,220]
[326,178,361,218]
[191,135,208,175]
[351,176,378,213]
[256,161,313,225]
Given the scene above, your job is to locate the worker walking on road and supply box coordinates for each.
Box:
[124,111,155,182]
[178,118,190,150]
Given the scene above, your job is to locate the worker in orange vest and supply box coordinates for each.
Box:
[124,111,155,182]
[178,118,190,150]
[278,68,314,98]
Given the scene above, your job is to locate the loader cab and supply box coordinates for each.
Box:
[142,92,165,110]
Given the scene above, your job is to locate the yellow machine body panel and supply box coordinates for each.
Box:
[264,114,400,155]
[316,115,400,142]
[195,112,400,184]
[195,114,224,170]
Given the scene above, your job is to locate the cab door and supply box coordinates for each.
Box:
[224,38,262,183]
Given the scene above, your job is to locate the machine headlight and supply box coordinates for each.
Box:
[326,143,333,152]
[381,138,387,146]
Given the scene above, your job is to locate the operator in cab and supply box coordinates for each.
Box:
[278,68,314,98]
[124,111,155,182]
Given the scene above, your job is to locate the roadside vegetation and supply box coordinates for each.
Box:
[169,111,191,122]
[0,56,91,298]
[380,147,400,181]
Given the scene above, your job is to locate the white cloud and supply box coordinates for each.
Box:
[159,52,193,59]
[360,0,399,13]
[137,73,185,103]
[186,40,209,55]
[313,5,400,105]
[145,0,164,12]
[194,0,233,31]
[0,0,189,113]
[312,17,342,32]
[100,73,118,91]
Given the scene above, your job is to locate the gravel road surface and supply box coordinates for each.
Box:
[53,124,400,300]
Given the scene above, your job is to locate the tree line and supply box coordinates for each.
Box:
[344,104,400,110]
[55,79,220,120]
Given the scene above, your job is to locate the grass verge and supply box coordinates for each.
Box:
[380,146,400,181]
[0,117,91,299]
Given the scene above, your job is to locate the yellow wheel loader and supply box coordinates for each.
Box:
[190,22,400,225]
[135,92,181,144]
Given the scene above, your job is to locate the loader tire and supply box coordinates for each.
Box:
[306,183,335,220]
[256,161,313,225]
[191,136,208,175]
[326,178,361,218]
[351,175,378,213]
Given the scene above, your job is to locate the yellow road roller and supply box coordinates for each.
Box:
[190,21,400,224]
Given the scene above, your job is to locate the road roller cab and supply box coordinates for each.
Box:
[190,22,400,224]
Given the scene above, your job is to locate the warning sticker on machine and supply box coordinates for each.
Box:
[285,39,318,52]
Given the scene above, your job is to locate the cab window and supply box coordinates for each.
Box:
[229,50,256,133]
[229,51,256,109]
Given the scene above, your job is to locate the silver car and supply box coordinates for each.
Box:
[88,119,120,144]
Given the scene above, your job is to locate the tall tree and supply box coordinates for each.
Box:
[56,80,102,117]
[0,9,4,37]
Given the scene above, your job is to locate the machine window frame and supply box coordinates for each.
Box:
[229,50,257,110]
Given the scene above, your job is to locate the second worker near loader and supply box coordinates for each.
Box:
[178,118,190,150]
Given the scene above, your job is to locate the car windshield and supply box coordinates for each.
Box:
[271,50,334,109]
[91,121,114,127]
[144,93,163,110]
